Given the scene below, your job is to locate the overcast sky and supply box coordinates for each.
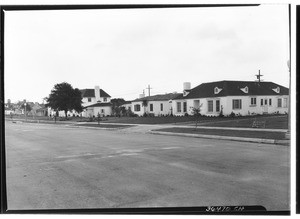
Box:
[4,4,290,103]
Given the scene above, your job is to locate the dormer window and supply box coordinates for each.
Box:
[214,87,222,94]
[272,87,280,94]
[240,86,249,94]
[183,90,190,97]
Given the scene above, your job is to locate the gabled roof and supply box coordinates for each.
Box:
[83,102,112,108]
[132,93,182,102]
[80,89,111,98]
[174,80,289,100]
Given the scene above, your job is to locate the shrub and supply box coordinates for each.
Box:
[229,112,236,117]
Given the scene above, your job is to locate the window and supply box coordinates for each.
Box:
[277,99,282,108]
[251,97,256,105]
[216,100,220,112]
[183,102,187,113]
[103,97,107,102]
[150,104,153,112]
[264,99,268,105]
[208,100,213,112]
[177,102,181,113]
[214,87,218,94]
[88,98,91,102]
[283,98,288,107]
[261,99,263,106]
[269,99,272,106]
[128,106,131,111]
[101,109,104,113]
[232,99,242,110]
[160,103,163,111]
[134,104,141,111]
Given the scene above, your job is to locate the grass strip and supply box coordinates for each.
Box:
[153,127,286,140]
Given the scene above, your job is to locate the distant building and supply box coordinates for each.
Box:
[121,101,133,112]
[172,81,289,116]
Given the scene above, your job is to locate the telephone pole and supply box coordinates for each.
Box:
[255,70,263,82]
[146,85,152,97]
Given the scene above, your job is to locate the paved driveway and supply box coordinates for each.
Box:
[5,122,290,211]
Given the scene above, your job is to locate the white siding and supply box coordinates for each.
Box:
[178,95,289,117]
[131,100,173,116]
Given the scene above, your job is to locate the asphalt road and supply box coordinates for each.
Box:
[5,121,290,211]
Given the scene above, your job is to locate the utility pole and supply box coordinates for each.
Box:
[255,70,263,82]
[146,85,152,97]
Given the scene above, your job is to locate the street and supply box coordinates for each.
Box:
[5,121,290,211]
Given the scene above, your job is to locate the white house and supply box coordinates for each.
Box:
[80,86,111,107]
[172,81,289,117]
[80,86,112,117]
[131,93,182,116]
[48,85,112,117]
[121,101,133,112]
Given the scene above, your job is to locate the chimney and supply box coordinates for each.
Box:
[183,82,191,97]
[139,93,145,99]
[95,86,100,102]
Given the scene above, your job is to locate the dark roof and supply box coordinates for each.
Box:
[132,93,182,102]
[174,80,289,100]
[80,89,111,98]
[84,102,112,108]
[123,101,132,104]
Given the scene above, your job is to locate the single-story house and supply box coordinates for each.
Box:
[172,80,289,117]
[131,93,182,116]
[83,102,112,117]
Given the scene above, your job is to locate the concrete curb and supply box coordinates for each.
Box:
[149,131,290,146]
[65,125,134,131]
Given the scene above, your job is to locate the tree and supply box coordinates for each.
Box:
[45,82,83,117]
[191,104,203,129]
[111,98,126,116]
[142,100,148,115]
[20,103,32,115]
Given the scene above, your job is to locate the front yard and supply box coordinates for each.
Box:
[6,114,288,130]
[102,114,288,129]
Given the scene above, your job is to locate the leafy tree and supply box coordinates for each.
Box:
[45,82,83,117]
[120,106,127,116]
[111,98,126,116]
[191,104,203,129]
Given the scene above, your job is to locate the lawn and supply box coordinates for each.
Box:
[197,115,288,129]
[102,114,288,129]
[6,114,288,129]
[152,127,286,140]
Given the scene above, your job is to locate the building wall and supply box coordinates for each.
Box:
[82,97,111,107]
[131,100,173,116]
[173,95,289,117]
